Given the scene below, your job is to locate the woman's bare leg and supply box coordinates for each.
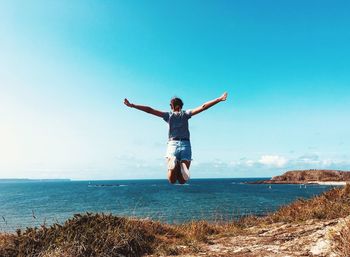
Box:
[167,156,178,184]
[168,169,177,184]
[178,160,191,184]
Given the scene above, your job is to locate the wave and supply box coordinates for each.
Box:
[88,184,127,187]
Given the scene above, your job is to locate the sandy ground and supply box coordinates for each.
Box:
[310,181,348,186]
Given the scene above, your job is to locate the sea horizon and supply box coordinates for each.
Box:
[0,177,270,181]
[0,177,338,232]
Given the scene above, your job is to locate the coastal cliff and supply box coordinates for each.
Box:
[252,169,350,184]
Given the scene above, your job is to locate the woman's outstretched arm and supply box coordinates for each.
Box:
[124,98,165,118]
[191,92,228,116]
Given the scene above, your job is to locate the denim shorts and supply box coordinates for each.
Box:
[165,140,192,161]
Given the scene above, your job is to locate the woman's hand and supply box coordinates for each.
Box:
[219,92,228,101]
[124,98,133,107]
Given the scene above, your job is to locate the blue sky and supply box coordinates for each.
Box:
[1,0,349,179]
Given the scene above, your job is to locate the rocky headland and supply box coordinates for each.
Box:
[251,169,350,184]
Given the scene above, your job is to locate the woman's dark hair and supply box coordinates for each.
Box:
[170,97,183,109]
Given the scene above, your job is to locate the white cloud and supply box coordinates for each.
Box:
[258,155,288,167]
[184,153,350,179]
[294,154,320,165]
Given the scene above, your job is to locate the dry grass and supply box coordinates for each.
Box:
[0,213,181,257]
[263,183,350,224]
[1,185,350,256]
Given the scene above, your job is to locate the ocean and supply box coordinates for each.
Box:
[0,178,337,232]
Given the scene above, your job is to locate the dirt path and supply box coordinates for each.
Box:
[174,217,349,257]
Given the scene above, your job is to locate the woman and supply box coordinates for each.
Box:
[124,92,228,184]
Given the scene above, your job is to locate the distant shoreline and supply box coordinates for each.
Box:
[250,169,350,185]
[0,178,71,183]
